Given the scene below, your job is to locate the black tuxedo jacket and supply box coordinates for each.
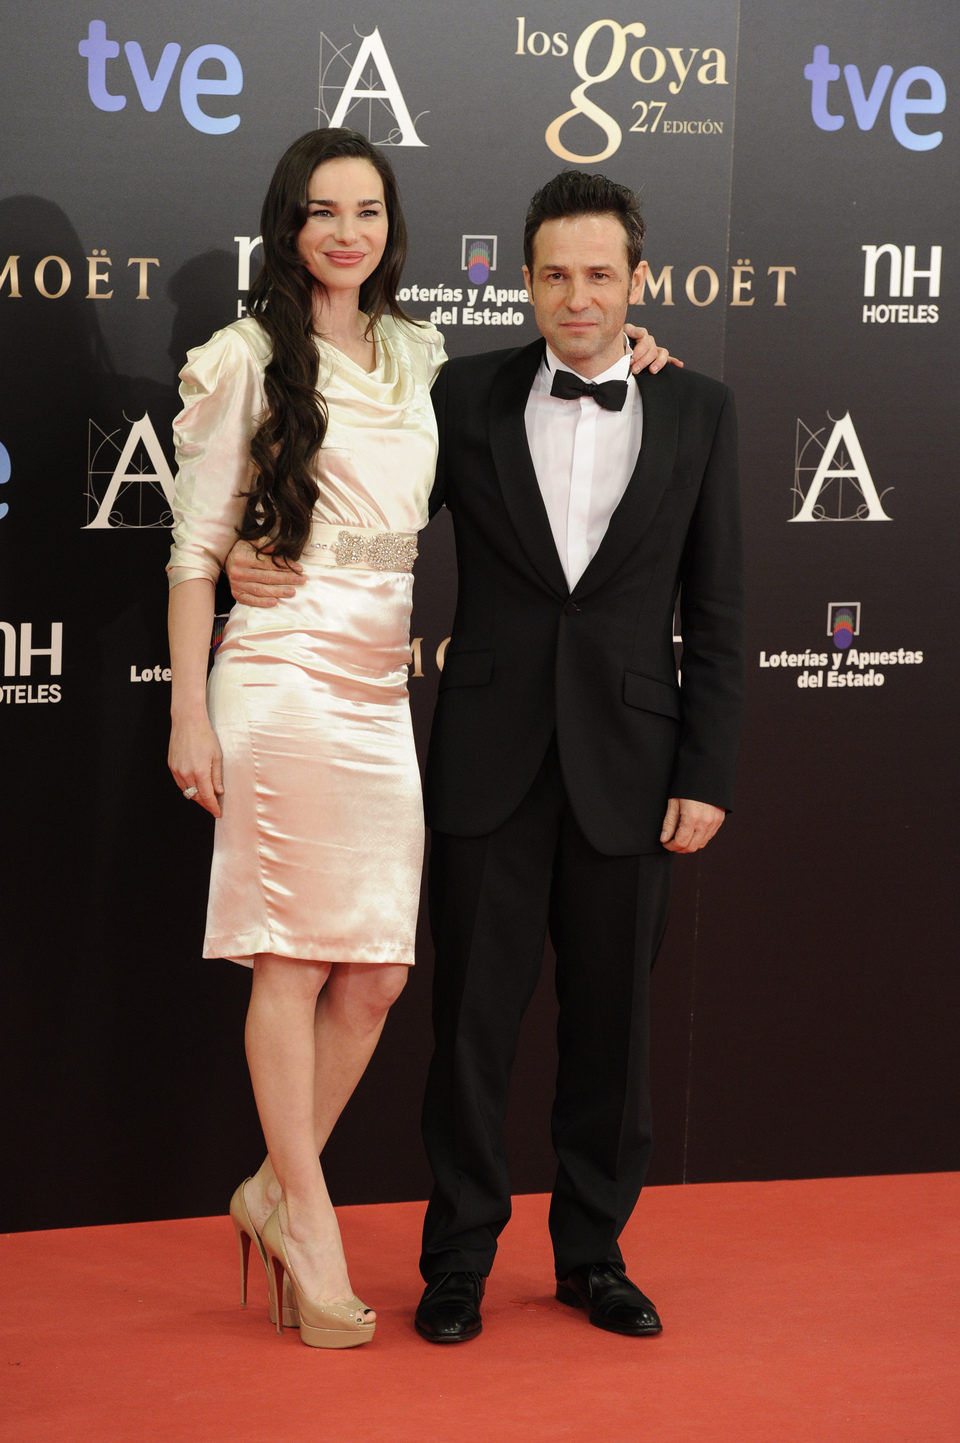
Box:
[423,339,744,855]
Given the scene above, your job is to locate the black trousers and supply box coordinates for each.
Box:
[420,739,674,1281]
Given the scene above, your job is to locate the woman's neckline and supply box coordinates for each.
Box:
[313,312,380,374]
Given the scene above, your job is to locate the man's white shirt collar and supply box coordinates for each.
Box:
[528,336,642,588]
[541,338,633,388]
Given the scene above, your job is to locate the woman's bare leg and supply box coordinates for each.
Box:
[243,957,408,1305]
[311,961,409,1147]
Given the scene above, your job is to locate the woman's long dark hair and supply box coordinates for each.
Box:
[239,128,415,563]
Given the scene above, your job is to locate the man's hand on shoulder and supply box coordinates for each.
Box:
[660,797,725,854]
[624,325,684,376]
[224,540,304,608]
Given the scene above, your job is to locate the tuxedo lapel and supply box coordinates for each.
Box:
[572,367,680,600]
[488,340,569,598]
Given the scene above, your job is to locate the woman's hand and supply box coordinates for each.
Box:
[625,325,683,375]
[168,716,224,817]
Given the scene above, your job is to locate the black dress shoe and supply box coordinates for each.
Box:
[415,1271,485,1343]
[555,1262,662,1336]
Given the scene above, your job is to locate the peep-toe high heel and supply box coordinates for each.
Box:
[228,1180,300,1328]
[261,1208,375,1349]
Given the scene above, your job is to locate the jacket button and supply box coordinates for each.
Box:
[564,601,582,615]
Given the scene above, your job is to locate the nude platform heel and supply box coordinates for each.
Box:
[228,1179,299,1328]
[261,1208,375,1349]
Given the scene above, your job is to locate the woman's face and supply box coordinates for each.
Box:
[295,156,389,296]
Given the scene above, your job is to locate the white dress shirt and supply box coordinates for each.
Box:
[524,340,643,589]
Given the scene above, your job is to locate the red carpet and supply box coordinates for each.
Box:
[3,1174,958,1442]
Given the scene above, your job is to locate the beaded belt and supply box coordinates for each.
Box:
[306,523,418,573]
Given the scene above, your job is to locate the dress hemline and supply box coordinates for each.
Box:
[205,936,416,968]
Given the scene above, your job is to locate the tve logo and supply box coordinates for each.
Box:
[79,20,242,134]
[0,443,9,522]
[804,44,945,151]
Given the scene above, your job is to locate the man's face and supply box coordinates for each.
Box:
[522,214,647,379]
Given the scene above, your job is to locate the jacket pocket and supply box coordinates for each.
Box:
[438,647,495,691]
[623,670,681,720]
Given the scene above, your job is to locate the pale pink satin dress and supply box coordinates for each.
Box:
[167,315,446,966]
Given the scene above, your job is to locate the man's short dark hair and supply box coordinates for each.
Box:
[523,170,646,274]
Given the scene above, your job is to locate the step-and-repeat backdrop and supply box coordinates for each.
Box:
[2,1,957,1229]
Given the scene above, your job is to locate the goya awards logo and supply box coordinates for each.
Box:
[317,28,427,145]
[514,16,731,163]
[463,236,497,284]
[83,413,174,529]
[791,412,892,523]
[759,604,924,691]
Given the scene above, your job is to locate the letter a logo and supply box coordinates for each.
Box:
[322,28,427,146]
[83,413,176,529]
[791,411,892,522]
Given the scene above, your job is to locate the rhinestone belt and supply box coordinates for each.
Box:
[307,525,418,573]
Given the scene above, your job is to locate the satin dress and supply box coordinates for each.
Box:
[168,315,446,966]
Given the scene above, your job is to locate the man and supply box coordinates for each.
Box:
[229,170,743,1344]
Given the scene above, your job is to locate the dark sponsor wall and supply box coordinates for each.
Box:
[1,1,956,1231]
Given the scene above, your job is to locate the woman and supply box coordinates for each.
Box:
[168,127,443,1349]
[168,127,669,1350]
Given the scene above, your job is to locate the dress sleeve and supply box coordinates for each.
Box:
[399,319,447,388]
[166,325,266,588]
[420,322,448,387]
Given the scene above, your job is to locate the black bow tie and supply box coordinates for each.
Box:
[550,369,629,412]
